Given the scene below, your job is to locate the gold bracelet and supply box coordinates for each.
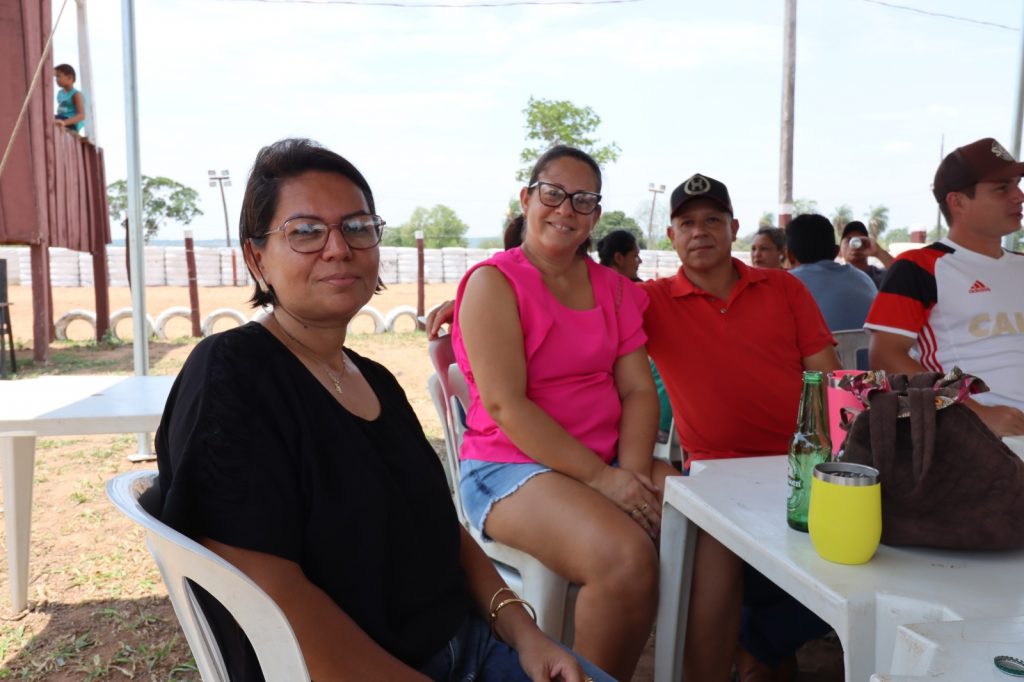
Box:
[489,597,537,631]
[488,586,517,614]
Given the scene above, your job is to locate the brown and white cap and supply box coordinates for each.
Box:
[933,137,1024,202]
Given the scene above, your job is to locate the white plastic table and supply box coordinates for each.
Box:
[654,455,1024,682]
[0,374,175,612]
[871,614,1024,680]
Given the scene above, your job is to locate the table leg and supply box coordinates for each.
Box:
[655,501,697,682]
[1,435,35,613]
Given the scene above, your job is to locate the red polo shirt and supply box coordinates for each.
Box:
[641,260,833,462]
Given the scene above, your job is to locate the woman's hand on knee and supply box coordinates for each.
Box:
[588,466,662,539]
[516,629,589,682]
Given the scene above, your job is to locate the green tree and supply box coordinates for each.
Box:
[517,97,621,182]
[107,175,202,242]
[831,204,854,239]
[793,198,819,216]
[759,212,775,229]
[593,211,646,248]
[477,236,504,249]
[866,205,889,240]
[382,204,469,247]
[884,226,910,244]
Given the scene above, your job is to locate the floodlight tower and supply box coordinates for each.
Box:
[208,169,232,247]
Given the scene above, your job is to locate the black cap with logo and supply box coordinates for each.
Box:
[669,173,733,217]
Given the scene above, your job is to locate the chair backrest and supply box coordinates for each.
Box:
[834,328,870,370]
[106,471,310,682]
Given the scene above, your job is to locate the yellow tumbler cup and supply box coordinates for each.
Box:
[808,462,881,565]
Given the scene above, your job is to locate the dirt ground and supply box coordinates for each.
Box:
[0,284,841,681]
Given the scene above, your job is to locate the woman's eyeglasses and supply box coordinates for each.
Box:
[528,181,602,215]
[260,214,385,253]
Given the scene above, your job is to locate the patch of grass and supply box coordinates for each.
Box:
[0,626,28,662]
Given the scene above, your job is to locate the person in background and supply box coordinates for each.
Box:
[53,64,85,135]
[750,226,786,269]
[596,229,642,281]
[866,136,1024,437]
[155,138,607,682]
[596,229,674,444]
[453,145,676,681]
[786,213,876,331]
[839,221,893,288]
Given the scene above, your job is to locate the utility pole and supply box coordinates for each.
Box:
[646,182,665,245]
[778,0,797,229]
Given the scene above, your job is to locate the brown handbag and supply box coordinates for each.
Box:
[841,369,1024,550]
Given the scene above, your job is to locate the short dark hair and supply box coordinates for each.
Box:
[841,220,868,240]
[937,184,976,224]
[54,64,76,80]
[503,145,602,253]
[754,227,785,250]
[239,138,377,307]
[596,230,638,266]
[786,213,837,264]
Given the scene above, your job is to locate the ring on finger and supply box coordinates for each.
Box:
[630,507,642,516]
[638,503,649,513]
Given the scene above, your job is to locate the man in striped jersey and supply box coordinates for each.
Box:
[865,137,1024,436]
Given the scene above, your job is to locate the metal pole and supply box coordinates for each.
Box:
[935,135,945,241]
[218,180,231,248]
[122,0,152,461]
[75,0,98,143]
[416,230,425,331]
[778,0,797,229]
[1008,0,1024,250]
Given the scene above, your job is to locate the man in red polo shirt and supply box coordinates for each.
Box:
[641,173,838,681]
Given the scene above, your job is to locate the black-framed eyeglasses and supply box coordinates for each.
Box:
[259,213,385,253]
[528,181,602,215]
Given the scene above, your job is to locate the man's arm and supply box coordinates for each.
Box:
[868,330,923,375]
[802,344,841,374]
[867,239,895,268]
[870,330,1024,436]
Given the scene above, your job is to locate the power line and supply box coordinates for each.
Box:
[857,0,1017,32]
[219,0,641,7]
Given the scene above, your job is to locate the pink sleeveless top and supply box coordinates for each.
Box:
[451,247,648,464]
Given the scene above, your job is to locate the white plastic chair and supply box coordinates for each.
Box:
[426,336,578,644]
[834,328,870,370]
[106,471,310,682]
[652,418,682,465]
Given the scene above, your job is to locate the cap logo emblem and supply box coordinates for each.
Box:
[991,140,1016,162]
[684,174,711,195]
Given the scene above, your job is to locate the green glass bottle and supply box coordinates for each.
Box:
[786,370,832,532]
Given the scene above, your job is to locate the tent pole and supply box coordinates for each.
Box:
[121,0,153,461]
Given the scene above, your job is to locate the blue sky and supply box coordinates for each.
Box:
[52,0,1024,243]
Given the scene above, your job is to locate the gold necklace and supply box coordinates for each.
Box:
[274,315,347,395]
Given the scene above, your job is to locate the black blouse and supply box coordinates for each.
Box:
[155,322,469,678]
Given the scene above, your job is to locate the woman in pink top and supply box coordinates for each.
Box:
[452,145,677,681]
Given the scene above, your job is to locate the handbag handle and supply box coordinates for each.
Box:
[867,391,903,490]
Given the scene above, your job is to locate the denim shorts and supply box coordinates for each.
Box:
[459,459,552,540]
[416,612,614,682]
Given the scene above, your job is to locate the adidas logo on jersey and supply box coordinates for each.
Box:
[968,280,991,294]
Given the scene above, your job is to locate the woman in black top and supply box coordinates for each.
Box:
[155,138,609,682]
